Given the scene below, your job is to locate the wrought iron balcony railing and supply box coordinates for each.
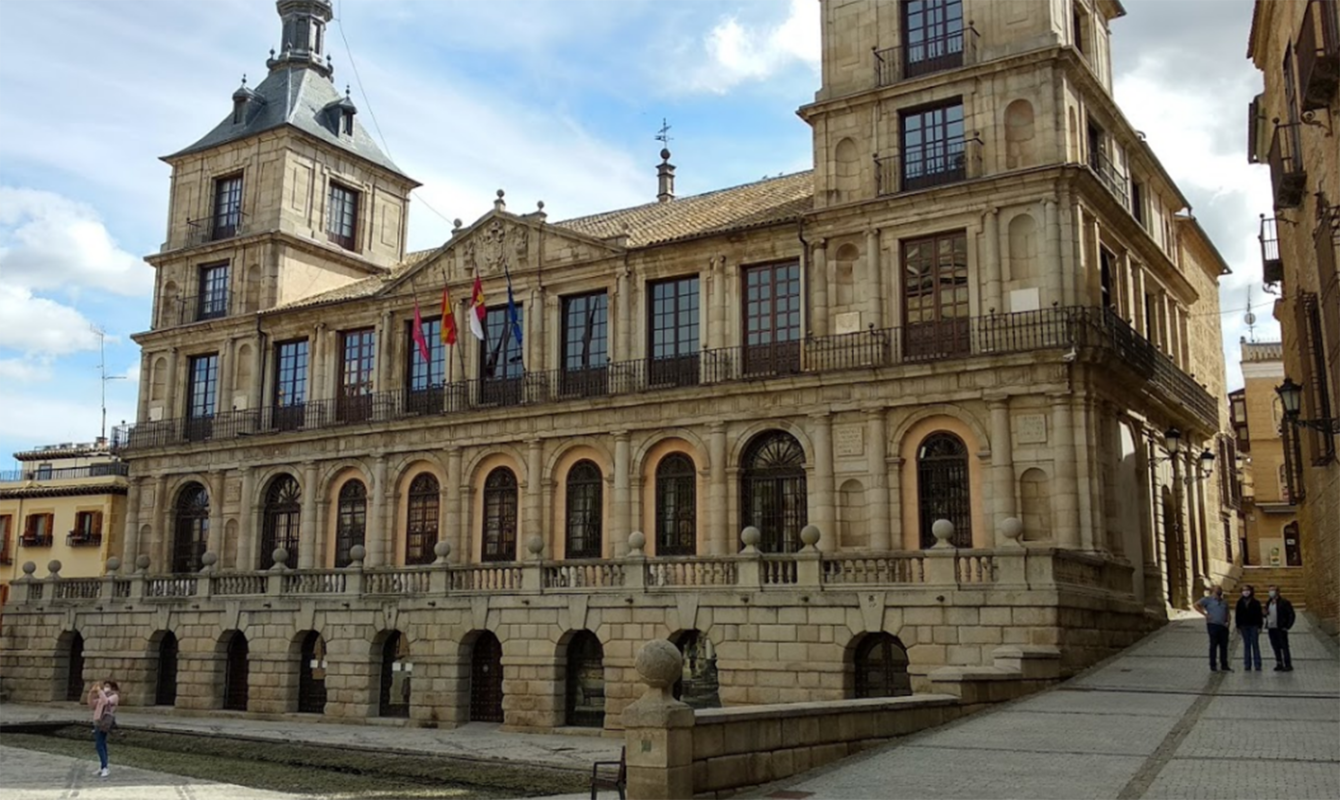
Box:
[67,530,103,547]
[875,136,983,195]
[154,289,233,330]
[873,25,979,86]
[1268,121,1307,208]
[1088,148,1129,209]
[112,307,1219,455]
[1260,215,1284,286]
[0,463,129,483]
[1299,0,1340,111]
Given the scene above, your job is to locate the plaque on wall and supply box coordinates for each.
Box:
[834,311,862,335]
[835,426,865,457]
[1017,414,1048,444]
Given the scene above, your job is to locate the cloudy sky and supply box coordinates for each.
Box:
[0,0,1273,460]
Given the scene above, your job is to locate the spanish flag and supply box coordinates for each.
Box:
[469,275,486,341]
[441,286,458,346]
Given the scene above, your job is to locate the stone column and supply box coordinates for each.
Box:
[988,397,1016,546]
[865,228,883,329]
[1043,199,1061,309]
[154,474,171,571]
[811,413,835,553]
[164,347,180,420]
[887,456,904,550]
[527,287,542,370]
[526,438,544,554]
[298,461,318,569]
[616,270,631,361]
[122,478,142,566]
[983,209,1001,314]
[446,447,463,564]
[810,241,829,336]
[378,309,394,393]
[238,467,256,570]
[613,432,631,557]
[207,470,226,559]
[1050,394,1082,549]
[136,353,151,422]
[250,335,266,412]
[368,455,388,567]
[866,409,891,551]
[708,423,728,555]
[1131,262,1147,335]
[217,338,235,413]
[1074,398,1097,551]
[309,323,326,403]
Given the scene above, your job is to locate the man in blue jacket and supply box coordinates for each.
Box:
[1194,585,1232,672]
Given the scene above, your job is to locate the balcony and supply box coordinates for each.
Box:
[1268,121,1307,208]
[873,25,978,86]
[0,463,129,483]
[67,530,103,548]
[1299,0,1340,111]
[1088,148,1129,208]
[20,532,54,548]
[155,289,233,329]
[1260,215,1284,285]
[875,136,983,195]
[112,306,1220,454]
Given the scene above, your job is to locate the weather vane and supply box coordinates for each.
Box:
[655,118,673,147]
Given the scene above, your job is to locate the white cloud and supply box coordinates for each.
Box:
[0,187,152,297]
[0,358,53,383]
[0,389,135,453]
[0,285,102,357]
[689,0,820,94]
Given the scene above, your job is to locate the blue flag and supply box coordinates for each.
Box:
[506,283,523,347]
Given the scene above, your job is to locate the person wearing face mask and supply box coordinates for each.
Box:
[1234,584,1264,671]
[1193,585,1232,672]
[1264,585,1296,672]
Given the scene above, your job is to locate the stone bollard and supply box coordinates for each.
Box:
[923,519,958,585]
[624,531,647,591]
[993,518,1028,586]
[430,541,452,594]
[796,524,822,586]
[622,640,695,800]
[737,527,762,589]
[346,545,367,596]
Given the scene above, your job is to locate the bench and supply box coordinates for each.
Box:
[590,745,626,800]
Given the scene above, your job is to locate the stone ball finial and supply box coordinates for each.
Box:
[636,639,684,689]
[800,525,821,549]
[741,526,761,549]
[135,554,151,572]
[433,540,452,561]
[21,561,36,576]
[931,519,956,548]
[272,547,290,569]
[660,147,671,161]
[526,534,544,556]
[999,517,1024,542]
[202,551,219,568]
[628,531,646,555]
[47,559,63,575]
[349,544,366,564]
[496,189,505,199]
[105,557,121,574]
[536,200,545,210]
[452,218,463,229]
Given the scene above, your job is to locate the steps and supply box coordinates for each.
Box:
[1239,566,1308,607]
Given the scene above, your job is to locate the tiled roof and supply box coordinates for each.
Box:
[554,171,814,247]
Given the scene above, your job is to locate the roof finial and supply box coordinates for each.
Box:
[494,189,506,212]
[655,119,676,203]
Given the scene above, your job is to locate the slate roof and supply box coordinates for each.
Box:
[166,66,410,180]
[554,171,814,247]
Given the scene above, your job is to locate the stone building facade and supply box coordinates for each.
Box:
[1230,341,1300,568]
[3,0,1241,729]
[1248,0,1340,635]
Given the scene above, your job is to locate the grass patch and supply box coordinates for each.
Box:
[1,726,589,799]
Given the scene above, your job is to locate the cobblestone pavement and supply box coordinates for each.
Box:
[0,704,619,771]
[0,744,297,799]
[762,614,1340,799]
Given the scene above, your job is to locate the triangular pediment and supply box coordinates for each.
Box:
[380,209,624,296]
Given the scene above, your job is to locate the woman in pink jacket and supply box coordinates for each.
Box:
[90,680,120,777]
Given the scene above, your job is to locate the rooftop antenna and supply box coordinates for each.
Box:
[1243,287,1257,343]
[92,325,126,442]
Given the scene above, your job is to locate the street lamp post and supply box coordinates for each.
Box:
[1276,377,1340,434]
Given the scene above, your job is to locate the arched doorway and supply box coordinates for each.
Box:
[62,632,85,702]
[298,631,327,714]
[405,473,440,565]
[482,468,519,561]
[260,475,301,569]
[335,480,367,568]
[155,632,179,706]
[739,431,808,553]
[469,631,504,722]
[916,432,972,548]
[565,632,605,728]
[655,453,697,556]
[223,631,249,711]
[564,460,603,559]
[172,483,209,574]
[672,630,720,709]
[379,632,411,718]
[852,633,912,698]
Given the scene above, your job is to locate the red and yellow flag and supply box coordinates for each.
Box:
[469,275,486,341]
[441,286,458,346]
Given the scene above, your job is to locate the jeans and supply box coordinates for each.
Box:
[1240,626,1262,669]
[94,729,108,769]
[1207,624,1230,669]
[1268,628,1292,668]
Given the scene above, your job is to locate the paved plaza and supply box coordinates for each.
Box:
[760,614,1340,799]
[1,615,1336,799]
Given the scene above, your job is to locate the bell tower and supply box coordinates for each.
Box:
[267,0,334,78]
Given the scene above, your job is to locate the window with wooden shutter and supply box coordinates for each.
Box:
[1297,292,1336,464]
[0,515,12,564]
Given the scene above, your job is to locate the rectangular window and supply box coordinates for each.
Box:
[406,317,445,414]
[23,513,54,546]
[273,340,308,431]
[1073,4,1087,54]
[35,463,53,480]
[71,511,103,545]
[903,231,970,358]
[1099,247,1116,309]
[479,305,524,406]
[902,0,964,78]
[742,262,802,375]
[0,515,12,564]
[648,276,700,387]
[186,353,219,441]
[562,292,609,397]
[198,262,230,321]
[212,173,243,240]
[339,328,376,422]
[327,182,359,250]
[900,101,966,191]
[1131,181,1145,227]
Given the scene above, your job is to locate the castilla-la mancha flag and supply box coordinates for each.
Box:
[469,275,486,341]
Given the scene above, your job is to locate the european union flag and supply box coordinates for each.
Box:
[506,283,523,347]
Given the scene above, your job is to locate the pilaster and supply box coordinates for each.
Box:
[866,408,891,551]
[987,397,1016,546]
[299,461,318,569]
[613,432,631,557]
[811,412,835,553]
[709,423,728,555]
